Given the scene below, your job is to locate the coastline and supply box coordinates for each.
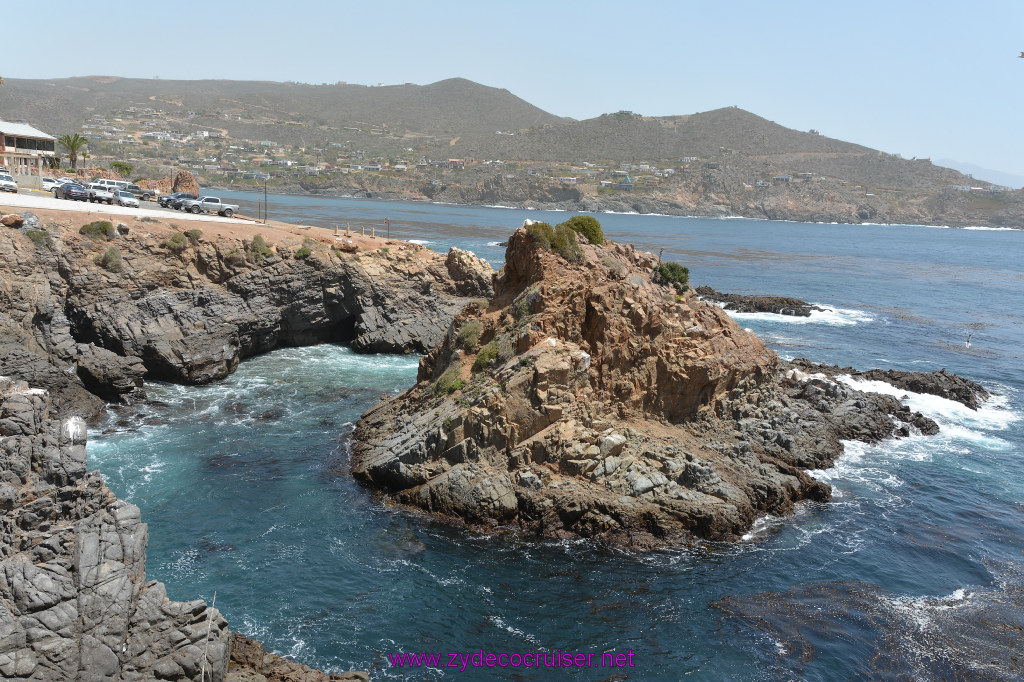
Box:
[201,182,1024,231]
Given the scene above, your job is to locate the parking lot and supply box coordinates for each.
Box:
[0,189,251,224]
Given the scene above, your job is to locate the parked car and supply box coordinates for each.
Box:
[170,193,197,210]
[124,183,156,201]
[55,182,89,201]
[179,196,239,217]
[86,183,115,204]
[0,174,17,193]
[42,177,59,191]
[114,190,140,208]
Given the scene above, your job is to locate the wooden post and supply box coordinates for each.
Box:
[334,224,339,237]
[371,226,375,238]
[346,223,350,235]
[361,225,364,236]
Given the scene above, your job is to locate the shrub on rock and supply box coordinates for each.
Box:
[557,215,604,245]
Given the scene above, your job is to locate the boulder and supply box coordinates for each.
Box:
[172,170,200,195]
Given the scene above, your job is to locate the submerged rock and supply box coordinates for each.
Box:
[352,223,957,548]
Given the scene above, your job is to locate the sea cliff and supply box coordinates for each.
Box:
[0,207,492,680]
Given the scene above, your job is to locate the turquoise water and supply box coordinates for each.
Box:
[90,195,1024,679]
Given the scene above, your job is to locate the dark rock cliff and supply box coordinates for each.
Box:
[0,212,493,419]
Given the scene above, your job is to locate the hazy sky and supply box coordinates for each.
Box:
[6,0,1023,176]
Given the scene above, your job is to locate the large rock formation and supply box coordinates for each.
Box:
[0,213,493,418]
[171,171,200,196]
[0,376,232,680]
[352,225,954,547]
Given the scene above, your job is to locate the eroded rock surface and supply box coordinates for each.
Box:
[0,376,231,680]
[352,225,957,548]
[0,213,493,417]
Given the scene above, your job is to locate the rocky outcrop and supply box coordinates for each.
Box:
[352,224,946,547]
[695,286,823,317]
[172,171,200,196]
[0,212,493,416]
[0,376,232,680]
[787,359,989,410]
[227,634,368,682]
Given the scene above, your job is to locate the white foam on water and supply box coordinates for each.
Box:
[722,304,874,327]
[407,239,432,245]
[486,241,505,246]
[835,375,1020,433]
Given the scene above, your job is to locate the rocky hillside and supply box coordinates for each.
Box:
[0,210,493,420]
[351,222,977,548]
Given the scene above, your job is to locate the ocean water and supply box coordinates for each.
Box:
[90,195,1024,680]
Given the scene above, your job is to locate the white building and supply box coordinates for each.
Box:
[0,120,57,189]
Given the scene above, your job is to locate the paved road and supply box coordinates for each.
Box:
[0,189,251,224]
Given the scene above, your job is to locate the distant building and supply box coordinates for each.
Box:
[558,177,578,184]
[0,120,57,190]
[773,174,792,183]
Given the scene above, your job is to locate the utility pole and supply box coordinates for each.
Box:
[385,217,390,240]
[263,179,268,224]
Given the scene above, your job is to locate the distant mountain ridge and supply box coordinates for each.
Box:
[934,159,1024,189]
[0,76,566,148]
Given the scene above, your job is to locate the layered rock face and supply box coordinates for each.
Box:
[0,377,231,680]
[0,213,493,418]
[352,226,948,547]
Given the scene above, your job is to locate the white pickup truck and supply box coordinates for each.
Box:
[86,183,115,204]
[179,196,239,217]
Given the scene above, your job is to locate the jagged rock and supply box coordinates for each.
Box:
[75,344,146,404]
[352,222,976,548]
[0,379,231,680]
[227,634,368,681]
[788,359,989,410]
[446,247,494,298]
[695,286,823,317]
[0,218,494,392]
[172,170,200,195]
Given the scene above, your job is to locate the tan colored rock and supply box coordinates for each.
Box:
[353,222,942,548]
[1,214,24,228]
[172,170,200,195]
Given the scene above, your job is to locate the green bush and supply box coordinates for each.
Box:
[224,248,246,266]
[653,262,690,291]
[79,221,115,240]
[95,246,124,272]
[472,337,514,373]
[248,234,274,262]
[472,341,499,372]
[456,320,483,351]
[556,215,604,245]
[26,229,51,249]
[433,363,465,396]
[183,229,202,245]
[294,246,312,259]
[160,232,188,254]
[525,221,582,263]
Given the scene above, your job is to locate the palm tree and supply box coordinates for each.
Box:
[58,134,88,171]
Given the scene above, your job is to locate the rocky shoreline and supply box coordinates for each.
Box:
[351,223,986,548]
[0,207,493,680]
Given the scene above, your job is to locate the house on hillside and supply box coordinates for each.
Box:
[0,120,57,189]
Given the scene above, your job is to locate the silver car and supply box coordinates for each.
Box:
[114,190,140,208]
[0,174,18,193]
